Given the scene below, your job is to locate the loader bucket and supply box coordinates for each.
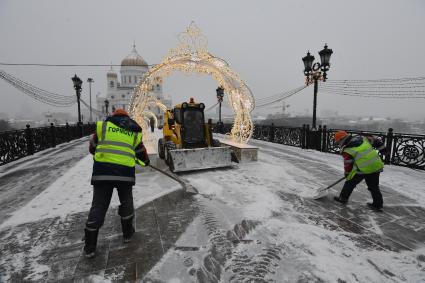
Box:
[169,146,233,172]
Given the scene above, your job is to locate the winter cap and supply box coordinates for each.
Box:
[112,108,129,117]
[334,130,348,142]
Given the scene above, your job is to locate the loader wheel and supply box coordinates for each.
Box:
[168,155,175,172]
[164,146,169,165]
[212,139,221,147]
[165,141,176,167]
[158,138,165,159]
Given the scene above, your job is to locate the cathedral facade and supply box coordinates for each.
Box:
[96,44,172,125]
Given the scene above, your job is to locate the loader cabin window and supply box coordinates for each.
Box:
[182,107,205,146]
[173,108,182,124]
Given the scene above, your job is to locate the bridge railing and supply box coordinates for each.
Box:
[0,123,95,166]
[213,123,425,170]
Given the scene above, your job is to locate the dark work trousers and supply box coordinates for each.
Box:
[86,182,134,230]
[339,172,383,208]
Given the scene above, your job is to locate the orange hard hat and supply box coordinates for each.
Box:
[334,130,348,142]
[112,108,129,117]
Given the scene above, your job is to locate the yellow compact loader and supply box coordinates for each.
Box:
[158,98,233,172]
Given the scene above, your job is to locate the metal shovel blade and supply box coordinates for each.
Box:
[311,176,346,200]
[312,187,330,200]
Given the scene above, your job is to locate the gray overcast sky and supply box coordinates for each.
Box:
[1,0,424,121]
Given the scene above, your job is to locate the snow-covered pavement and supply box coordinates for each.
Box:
[0,135,424,282]
[147,138,425,282]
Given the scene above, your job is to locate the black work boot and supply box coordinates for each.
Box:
[367,202,383,212]
[334,196,348,205]
[121,216,135,243]
[84,228,99,258]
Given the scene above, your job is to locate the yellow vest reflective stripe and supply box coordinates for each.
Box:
[94,121,142,167]
[97,140,135,150]
[343,137,384,180]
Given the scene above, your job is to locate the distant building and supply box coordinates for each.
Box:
[96,44,172,125]
[43,111,72,125]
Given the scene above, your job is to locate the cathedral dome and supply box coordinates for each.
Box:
[121,44,148,67]
[107,69,117,77]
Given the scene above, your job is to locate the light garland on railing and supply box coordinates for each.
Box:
[129,22,255,144]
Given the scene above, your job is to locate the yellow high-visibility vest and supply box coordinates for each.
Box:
[343,137,384,180]
[94,121,142,167]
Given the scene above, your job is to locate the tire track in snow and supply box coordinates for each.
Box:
[225,244,286,283]
[194,197,260,282]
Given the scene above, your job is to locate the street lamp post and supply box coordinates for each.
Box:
[216,86,224,133]
[104,99,110,116]
[71,74,83,137]
[87,78,94,122]
[302,44,333,129]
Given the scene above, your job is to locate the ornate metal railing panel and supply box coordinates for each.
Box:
[55,126,70,145]
[252,125,272,141]
[0,129,28,165]
[215,124,302,147]
[274,127,302,147]
[324,130,340,154]
[32,126,51,153]
[212,122,424,171]
[0,123,95,166]
[391,134,425,169]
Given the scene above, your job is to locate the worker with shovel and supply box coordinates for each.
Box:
[84,108,150,258]
[333,130,386,212]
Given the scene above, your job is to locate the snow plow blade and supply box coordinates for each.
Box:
[169,146,233,172]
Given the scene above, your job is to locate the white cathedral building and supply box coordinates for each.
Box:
[96,44,172,125]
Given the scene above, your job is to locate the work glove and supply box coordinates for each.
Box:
[136,159,147,167]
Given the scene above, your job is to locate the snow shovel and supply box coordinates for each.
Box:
[312,176,346,200]
[148,164,199,195]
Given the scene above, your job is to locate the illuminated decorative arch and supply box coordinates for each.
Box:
[129,22,255,143]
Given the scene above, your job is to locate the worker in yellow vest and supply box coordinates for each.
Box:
[333,130,387,212]
[84,108,150,258]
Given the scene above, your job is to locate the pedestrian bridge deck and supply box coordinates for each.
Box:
[0,137,424,282]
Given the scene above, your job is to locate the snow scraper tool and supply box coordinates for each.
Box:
[149,164,198,195]
[312,176,346,200]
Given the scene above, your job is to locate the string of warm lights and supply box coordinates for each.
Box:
[129,22,255,143]
[80,99,104,115]
[319,86,425,94]
[255,85,308,107]
[0,69,115,117]
[204,102,219,112]
[327,92,425,99]
[319,77,425,99]
[328,77,425,83]
[324,81,425,87]
[0,69,76,107]
[0,62,158,67]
